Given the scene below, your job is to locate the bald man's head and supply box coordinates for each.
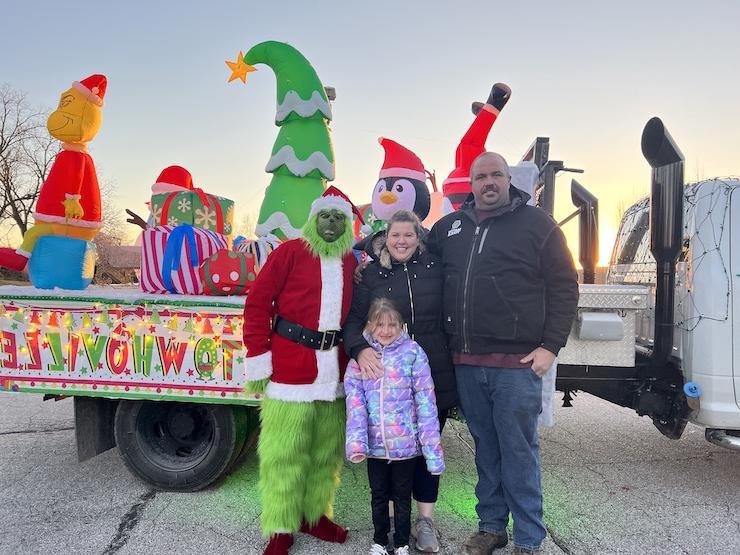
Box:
[470,152,510,179]
[469,151,511,210]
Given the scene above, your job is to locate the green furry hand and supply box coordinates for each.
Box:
[245,378,270,394]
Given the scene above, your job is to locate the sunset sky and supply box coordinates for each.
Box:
[3,1,739,265]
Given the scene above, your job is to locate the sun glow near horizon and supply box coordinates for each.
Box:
[2,1,737,277]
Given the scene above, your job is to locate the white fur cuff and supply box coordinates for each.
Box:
[266,380,340,402]
[246,351,273,380]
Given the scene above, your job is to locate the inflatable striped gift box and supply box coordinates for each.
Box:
[141,224,228,294]
[233,234,280,273]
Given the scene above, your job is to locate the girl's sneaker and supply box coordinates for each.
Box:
[395,546,410,555]
[369,543,389,555]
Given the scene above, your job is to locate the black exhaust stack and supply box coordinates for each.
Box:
[570,180,599,284]
[641,117,684,365]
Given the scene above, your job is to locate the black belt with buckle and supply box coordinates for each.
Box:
[273,316,343,351]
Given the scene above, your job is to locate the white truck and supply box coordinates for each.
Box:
[548,117,740,449]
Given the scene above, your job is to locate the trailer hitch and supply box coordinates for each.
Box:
[562,389,576,408]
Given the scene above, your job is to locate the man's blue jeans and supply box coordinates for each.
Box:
[455,365,546,551]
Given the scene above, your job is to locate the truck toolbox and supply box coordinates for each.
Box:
[559,284,649,367]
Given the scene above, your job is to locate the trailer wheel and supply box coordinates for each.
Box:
[114,400,243,492]
[226,406,260,473]
[225,406,249,471]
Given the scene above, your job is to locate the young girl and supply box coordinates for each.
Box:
[345,298,445,555]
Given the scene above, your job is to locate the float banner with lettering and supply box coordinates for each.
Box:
[0,304,259,405]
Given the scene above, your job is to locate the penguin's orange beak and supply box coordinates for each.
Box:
[379,191,398,204]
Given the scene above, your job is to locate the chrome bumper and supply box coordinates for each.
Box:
[705,429,740,451]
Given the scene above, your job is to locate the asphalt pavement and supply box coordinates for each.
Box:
[0,391,738,554]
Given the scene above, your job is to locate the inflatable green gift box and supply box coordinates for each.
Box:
[150,190,234,235]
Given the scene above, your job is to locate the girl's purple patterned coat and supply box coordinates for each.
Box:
[344,331,445,475]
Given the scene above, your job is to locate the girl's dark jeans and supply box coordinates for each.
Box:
[367,457,416,548]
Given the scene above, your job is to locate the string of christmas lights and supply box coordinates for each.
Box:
[610,177,738,332]
[0,296,249,398]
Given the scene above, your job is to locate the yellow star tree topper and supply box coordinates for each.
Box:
[225,51,256,84]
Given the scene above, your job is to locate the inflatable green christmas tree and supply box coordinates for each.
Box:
[237,41,335,239]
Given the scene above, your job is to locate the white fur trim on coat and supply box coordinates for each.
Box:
[266,378,342,402]
[318,258,343,330]
[246,350,273,380]
[297,258,345,400]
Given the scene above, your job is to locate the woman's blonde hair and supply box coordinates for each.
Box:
[365,297,404,333]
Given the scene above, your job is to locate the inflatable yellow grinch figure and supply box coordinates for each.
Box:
[0,74,107,272]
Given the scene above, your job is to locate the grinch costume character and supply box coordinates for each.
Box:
[442,82,511,213]
[0,74,107,271]
[243,186,358,555]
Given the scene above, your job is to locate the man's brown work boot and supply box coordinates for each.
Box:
[461,530,508,554]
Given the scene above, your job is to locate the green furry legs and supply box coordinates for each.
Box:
[302,399,346,524]
[257,398,346,536]
[258,399,312,536]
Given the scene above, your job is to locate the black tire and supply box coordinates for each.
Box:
[226,407,260,472]
[225,406,248,471]
[114,400,243,492]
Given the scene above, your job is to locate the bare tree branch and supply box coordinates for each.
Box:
[97,175,126,245]
[0,84,56,237]
[234,211,258,238]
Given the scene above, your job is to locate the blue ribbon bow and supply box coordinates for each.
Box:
[161,224,198,293]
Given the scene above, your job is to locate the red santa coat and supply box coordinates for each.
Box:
[243,238,357,402]
[33,149,102,228]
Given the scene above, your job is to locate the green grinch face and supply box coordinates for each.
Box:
[315,209,347,243]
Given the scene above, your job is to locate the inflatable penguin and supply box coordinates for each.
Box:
[369,137,430,233]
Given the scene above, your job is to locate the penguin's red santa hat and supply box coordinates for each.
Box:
[309,185,366,226]
[378,137,426,181]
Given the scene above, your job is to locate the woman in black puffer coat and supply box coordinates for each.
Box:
[344,210,457,550]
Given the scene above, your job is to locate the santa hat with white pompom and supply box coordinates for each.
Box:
[309,185,367,231]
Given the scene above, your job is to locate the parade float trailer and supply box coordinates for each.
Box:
[549,117,740,450]
[0,286,259,491]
